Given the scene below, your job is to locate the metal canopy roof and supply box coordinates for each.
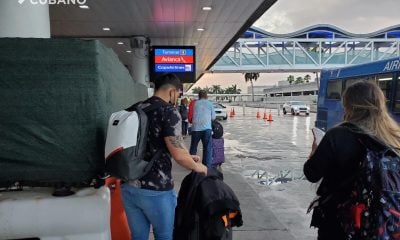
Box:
[50,0,276,82]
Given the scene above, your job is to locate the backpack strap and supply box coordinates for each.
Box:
[125,101,164,113]
[142,102,164,114]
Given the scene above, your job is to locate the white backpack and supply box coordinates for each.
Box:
[104,102,161,181]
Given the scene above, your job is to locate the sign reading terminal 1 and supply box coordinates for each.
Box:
[150,46,196,83]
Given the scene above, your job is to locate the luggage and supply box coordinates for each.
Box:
[174,168,242,240]
[187,212,233,240]
[212,138,225,166]
[0,38,148,187]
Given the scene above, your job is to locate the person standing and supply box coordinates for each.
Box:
[121,73,207,240]
[304,81,400,240]
[189,90,216,167]
[188,98,195,124]
[179,98,189,137]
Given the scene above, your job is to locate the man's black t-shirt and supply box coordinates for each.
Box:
[131,96,182,191]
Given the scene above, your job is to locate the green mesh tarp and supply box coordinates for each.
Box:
[0,38,148,187]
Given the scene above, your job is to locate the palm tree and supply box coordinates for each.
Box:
[191,86,202,94]
[244,72,260,102]
[223,84,242,102]
[211,85,222,94]
[287,75,295,85]
[304,74,311,83]
[295,77,304,84]
[203,86,212,94]
[231,84,242,94]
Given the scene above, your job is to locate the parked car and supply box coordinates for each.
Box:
[212,102,228,120]
[282,101,310,115]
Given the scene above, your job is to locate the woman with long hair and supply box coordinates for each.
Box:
[304,81,400,240]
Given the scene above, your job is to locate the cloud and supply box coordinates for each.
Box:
[255,0,400,33]
[254,11,294,33]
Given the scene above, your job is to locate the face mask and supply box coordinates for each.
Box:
[169,90,176,106]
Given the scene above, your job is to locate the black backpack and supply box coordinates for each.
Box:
[104,102,162,181]
[212,120,224,139]
[338,124,400,239]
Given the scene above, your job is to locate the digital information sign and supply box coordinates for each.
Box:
[150,46,196,83]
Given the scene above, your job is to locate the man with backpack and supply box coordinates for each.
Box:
[120,73,207,240]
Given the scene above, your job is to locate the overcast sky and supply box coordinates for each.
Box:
[254,0,400,33]
[193,0,400,93]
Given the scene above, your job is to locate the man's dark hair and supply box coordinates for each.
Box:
[199,90,207,99]
[154,73,181,91]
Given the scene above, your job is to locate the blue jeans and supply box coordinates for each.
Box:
[189,129,213,167]
[121,185,177,240]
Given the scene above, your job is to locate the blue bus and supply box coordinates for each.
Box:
[316,57,400,130]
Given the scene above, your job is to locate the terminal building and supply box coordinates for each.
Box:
[247,81,318,103]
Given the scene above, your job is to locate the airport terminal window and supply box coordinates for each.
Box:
[327,80,342,100]
[303,91,315,95]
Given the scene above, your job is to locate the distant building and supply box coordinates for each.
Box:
[247,85,274,95]
[277,80,289,86]
[246,82,318,102]
[264,81,318,102]
[264,81,317,96]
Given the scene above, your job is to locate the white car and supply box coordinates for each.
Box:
[282,101,310,115]
[212,102,228,120]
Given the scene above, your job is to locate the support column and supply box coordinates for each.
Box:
[0,0,50,38]
[130,36,150,86]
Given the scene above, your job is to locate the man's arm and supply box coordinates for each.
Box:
[164,136,207,175]
[210,102,216,120]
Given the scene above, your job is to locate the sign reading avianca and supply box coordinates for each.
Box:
[150,46,196,83]
[155,56,194,64]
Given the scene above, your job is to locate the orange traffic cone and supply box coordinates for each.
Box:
[267,111,274,121]
[263,111,268,120]
[256,110,260,118]
[232,108,235,115]
[106,177,131,240]
[230,109,234,118]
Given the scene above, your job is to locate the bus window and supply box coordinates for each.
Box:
[344,74,392,102]
[376,74,393,100]
[345,78,366,89]
[327,80,342,100]
[393,75,400,114]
